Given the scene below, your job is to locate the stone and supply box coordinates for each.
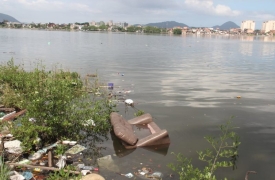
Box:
[81,173,105,180]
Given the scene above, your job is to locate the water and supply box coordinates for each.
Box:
[1,28,275,179]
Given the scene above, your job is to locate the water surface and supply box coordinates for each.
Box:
[1,29,275,179]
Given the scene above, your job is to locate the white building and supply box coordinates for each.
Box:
[262,20,275,33]
[241,20,255,32]
[108,20,113,26]
[89,21,96,26]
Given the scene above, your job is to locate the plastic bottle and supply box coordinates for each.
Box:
[82,166,99,171]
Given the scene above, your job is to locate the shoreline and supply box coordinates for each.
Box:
[1,27,274,38]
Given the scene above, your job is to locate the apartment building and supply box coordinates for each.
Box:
[262,20,275,33]
[241,20,255,32]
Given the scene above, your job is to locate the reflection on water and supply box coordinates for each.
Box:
[263,36,275,42]
[261,43,275,57]
[239,42,253,56]
[0,29,275,179]
[240,36,254,41]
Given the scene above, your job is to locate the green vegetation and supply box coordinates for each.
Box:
[173,28,182,35]
[47,165,82,180]
[168,119,240,180]
[126,26,142,32]
[143,26,162,33]
[134,110,145,117]
[54,144,67,156]
[0,59,114,152]
[0,155,10,180]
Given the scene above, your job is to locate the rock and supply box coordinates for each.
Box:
[81,173,105,180]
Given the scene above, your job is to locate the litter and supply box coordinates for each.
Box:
[83,119,95,126]
[69,141,77,146]
[0,112,5,118]
[56,155,67,169]
[10,174,25,180]
[62,140,70,145]
[146,171,163,179]
[108,83,114,90]
[29,118,36,122]
[139,172,146,175]
[65,144,86,154]
[5,134,13,138]
[81,170,91,175]
[125,99,134,105]
[28,152,42,161]
[18,159,30,165]
[77,164,85,169]
[82,166,99,171]
[4,140,23,154]
[22,171,33,180]
[97,155,120,172]
[124,172,134,178]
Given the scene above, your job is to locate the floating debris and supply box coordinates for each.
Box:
[86,74,97,77]
[65,144,86,154]
[125,99,134,106]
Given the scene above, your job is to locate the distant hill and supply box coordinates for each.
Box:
[212,21,239,30]
[0,13,20,22]
[143,21,188,28]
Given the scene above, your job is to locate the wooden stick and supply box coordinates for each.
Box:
[48,149,53,167]
[6,163,81,174]
[0,137,4,153]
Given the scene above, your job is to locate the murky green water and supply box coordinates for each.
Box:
[1,29,275,179]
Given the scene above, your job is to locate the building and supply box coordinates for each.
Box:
[114,22,128,28]
[262,20,275,33]
[241,20,255,32]
[90,21,96,26]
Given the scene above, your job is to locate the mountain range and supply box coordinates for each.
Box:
[1,13,240,30]
[0,13,20,23]
[143,21,239,30]
[144,21,189,28]
[212,21,240,30]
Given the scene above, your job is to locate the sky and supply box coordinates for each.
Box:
[1,0,275,29]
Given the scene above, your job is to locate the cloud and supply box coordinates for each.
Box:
[252,13,275,21]
[16,0,100,13]
[184,0,241,16]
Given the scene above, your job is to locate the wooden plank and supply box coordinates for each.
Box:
[0,108,16,112]
[3,109,27,121]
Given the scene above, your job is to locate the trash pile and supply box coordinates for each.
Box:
[0,105,106,180]
[95,153,167,180]
[120,167,163,179]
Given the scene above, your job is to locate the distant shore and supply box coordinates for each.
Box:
[1,26,275,39]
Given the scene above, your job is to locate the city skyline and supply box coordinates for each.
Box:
[1,0,275,29]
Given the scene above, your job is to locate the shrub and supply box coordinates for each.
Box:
[0,59,114,151]
[168,118,240,180]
